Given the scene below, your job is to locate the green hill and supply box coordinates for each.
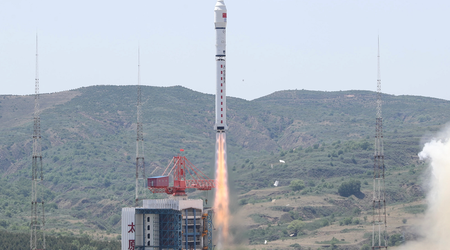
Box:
[0,85,447,247]
[0,229,119,250]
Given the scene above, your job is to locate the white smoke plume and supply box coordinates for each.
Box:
[398,127,450,249]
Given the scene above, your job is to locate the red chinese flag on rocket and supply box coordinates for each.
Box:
[223,13,227,18]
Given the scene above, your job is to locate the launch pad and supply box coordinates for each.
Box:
[122,1,229,249]
[122,199,214,250]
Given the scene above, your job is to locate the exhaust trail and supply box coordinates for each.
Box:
[214,132,229,247]
[399,127,450,249]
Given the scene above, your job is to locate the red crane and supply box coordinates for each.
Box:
[148,153,216,196]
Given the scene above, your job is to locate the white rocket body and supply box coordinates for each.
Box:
[214,0,227,131]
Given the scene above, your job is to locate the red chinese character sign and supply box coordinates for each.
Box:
[121,208,136,250]
[128,239,135,250]
[127,221,136,249]
[128,222,136,233]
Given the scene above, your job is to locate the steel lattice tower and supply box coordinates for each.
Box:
[135,47,146,207]
[31,34,46,250]
[372,37,387,250]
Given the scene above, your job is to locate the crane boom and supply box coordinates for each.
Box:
[148,155,216,196]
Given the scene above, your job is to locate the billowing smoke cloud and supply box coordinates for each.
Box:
[399,127,450,249]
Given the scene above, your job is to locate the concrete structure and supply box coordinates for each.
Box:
[122,199,213,250]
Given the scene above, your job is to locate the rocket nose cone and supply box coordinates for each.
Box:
[214,0,227,27]
[215,0,226,9]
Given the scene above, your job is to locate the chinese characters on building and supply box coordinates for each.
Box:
[128,222,135,250]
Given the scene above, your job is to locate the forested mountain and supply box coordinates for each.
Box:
[0,85,447,248]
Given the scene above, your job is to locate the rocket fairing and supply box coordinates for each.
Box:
[214,0,227,131]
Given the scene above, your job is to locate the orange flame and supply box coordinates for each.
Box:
[214,132,229,248]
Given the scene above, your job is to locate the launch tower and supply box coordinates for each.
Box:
[136,47,146,207]
[121,3,222,249]
[372,38,388,250]
[31,34,46,250]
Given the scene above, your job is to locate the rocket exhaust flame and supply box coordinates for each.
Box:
[398,127,450,250]
[214,132,229,247]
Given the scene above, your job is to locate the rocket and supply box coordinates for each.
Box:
[213,0,230,242]
[214,0,227,131]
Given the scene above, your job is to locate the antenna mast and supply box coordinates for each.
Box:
[31,33,46,250]
[135,47,146,206]
[372,37,387,250]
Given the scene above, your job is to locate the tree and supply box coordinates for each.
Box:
[109,214,121,226]
[81,246,98,250]
[361,244,370,250]
[330,242,338,250]
[289,180,306,191]
[360,141,371,150]
[389,233,403,246]
[0,220,8,228]
[338,180,361,197]
[329,237,340,250]
[342,217,352,225]
[72,240,81,250]
[288,220,305,235]
[289,243,302,250]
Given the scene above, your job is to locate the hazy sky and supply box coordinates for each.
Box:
[1,0,449,101]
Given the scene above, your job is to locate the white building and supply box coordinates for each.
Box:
[122,199,213,250]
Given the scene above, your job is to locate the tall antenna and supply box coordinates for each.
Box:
[135,46,146,207]
[31,33,46,250]
[372,36,387,250]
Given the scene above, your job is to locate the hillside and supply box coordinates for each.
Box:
[0,85,447,248]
